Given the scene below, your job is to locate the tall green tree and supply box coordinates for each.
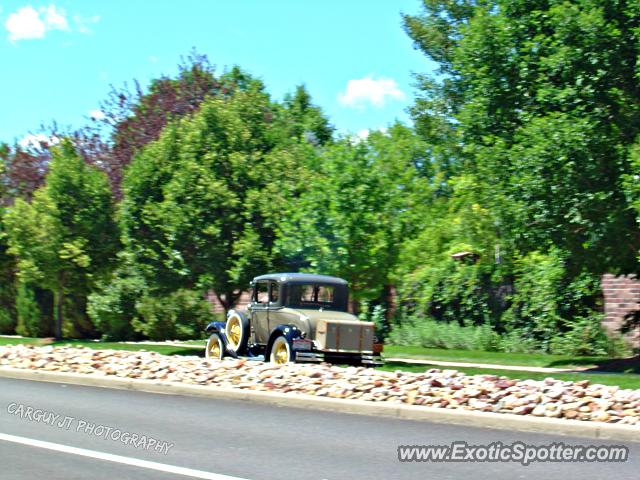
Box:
[120,81,314,311]
[0,151,17,333]
[276,124,431,309]
[395,0,640,350]
[404,0,640,273]
[4,141,119,338]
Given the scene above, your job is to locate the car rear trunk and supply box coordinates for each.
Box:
[315,319,375,353]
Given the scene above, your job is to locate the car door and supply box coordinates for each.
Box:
[250,280,270,344]
[267,280,282,332]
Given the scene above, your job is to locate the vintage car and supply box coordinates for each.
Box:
[204,273,383,365]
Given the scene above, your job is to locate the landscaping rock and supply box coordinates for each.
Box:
[0,344,638,427]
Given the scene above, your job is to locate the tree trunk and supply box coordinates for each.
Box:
[54,287,63,340]
[54,273,65,339]
[349,296,359,316]
[214,291,229,314]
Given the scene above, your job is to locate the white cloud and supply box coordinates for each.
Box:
[88,109,105,120]
[6,5,97,42]
[350,127,389,144]
[44,5,68,31]
[6,6,46,41]
[356,129,371,141]
[73,14,100,34]
[338,76,405,108]
[18,133,60,149]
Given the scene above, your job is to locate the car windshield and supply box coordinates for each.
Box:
[287,283,348,311]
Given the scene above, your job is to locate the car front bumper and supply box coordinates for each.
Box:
[294,350,383,366]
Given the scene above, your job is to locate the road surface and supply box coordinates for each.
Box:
[0,377,638,479]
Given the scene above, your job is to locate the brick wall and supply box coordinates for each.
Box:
[601,274,640,344]
[206,291,251,314]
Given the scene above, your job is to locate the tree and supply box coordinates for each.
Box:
[0,155,16,332]
[0,141,52,202]
[79,53,259,195]
[276,124,431,310]
[4,140,119,338]
[120,81,312,312]
[404,1,640,275]
[275,85,334,146]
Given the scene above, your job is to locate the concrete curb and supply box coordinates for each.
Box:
[0,366,638,443]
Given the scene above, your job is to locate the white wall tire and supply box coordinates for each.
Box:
[269,335,293,364]
[205,333,224,361]
[225,311,248,354]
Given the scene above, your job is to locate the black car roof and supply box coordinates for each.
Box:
[252,273,348,285]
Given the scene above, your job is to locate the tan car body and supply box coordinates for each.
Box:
[223,273,383,365]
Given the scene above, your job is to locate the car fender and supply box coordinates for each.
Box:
[205,321,227,335]
[266,324,303,356]
[204,320,237,358]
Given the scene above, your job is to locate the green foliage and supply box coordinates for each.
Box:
[387,319,503,352]
[132,289,211,341]
[503,250,566,344]
[15,283,41,337]
[87,252,148,340]
[277,124,430,303]
[386,316,623,356]
[1,32,636,357]
[4,140,119,337]
[395,0,640,351]
[395,173,503,328]
[276,85,334,146]
[0,307,14,334]
[120,84,311,311]
[0,169,17,330]
[549,316,631,358]
[404,0,640,273]
[358,301,389,340]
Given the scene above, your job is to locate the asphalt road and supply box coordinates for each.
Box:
[0,377,638,480]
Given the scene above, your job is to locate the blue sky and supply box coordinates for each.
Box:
[1,1,435,145]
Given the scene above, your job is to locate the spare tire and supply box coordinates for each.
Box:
[225,310,249,355]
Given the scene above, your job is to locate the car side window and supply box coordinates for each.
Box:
[269,281,279,304]
[317,285,334,302]
[255,281,269,304]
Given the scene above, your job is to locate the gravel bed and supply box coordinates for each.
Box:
[1,345,639,425]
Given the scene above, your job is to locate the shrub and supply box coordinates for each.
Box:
[358,301,389,340]
[387,318,502,351]
[132,289,212,341]
[387,314,631,357]
[0,307,15,334]
[88,272,147,341]
[549,315,632,357]
[497,329,541,354]
[15,283,41,337]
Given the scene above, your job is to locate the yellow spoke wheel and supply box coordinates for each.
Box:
[205,334,224,361]
[269,336,292,364]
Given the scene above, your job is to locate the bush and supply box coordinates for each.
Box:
[132,289,212,341]
[0,307,15,334]
[88,272,147,341]
[497,329,542,354]
[387,314,631,357]
[549,315,632,357]
[15,283,41,337]
[387,318,502,351]
[358,301,389,340]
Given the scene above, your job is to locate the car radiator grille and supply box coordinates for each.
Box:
[315,319,374,353]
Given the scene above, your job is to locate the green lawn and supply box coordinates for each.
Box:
[379,361,640,390]
[383,345,610,369]
[0,336,48,346]
[0,336,204,357]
